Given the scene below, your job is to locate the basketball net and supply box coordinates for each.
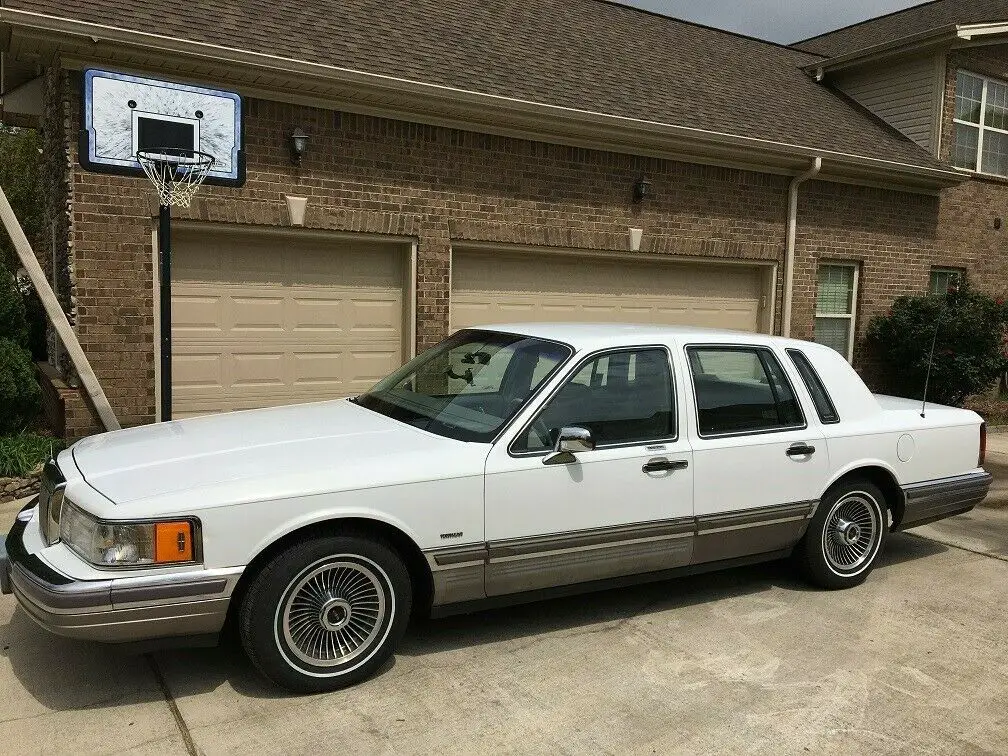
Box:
[136,148,214,208]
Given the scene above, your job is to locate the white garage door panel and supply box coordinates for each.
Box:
[172,230,405,419]
[452,252,765,332]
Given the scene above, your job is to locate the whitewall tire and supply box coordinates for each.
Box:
[239,534,412,693]
[796,478,888,590]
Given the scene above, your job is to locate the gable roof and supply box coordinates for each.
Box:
[0,0,961,188]
[797,0,1008,57]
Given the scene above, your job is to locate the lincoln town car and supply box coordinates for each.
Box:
[1,324,991,692]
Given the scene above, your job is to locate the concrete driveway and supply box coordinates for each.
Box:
[2,507,1007,755]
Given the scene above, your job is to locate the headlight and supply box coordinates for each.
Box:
[59,501,200,567]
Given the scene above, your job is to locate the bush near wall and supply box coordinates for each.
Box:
[0,264,29,347]
[0,127,47,361]
[865,285,1008,408]
[0,337,41,434]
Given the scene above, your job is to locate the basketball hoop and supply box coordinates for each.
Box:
[137,148,214,208]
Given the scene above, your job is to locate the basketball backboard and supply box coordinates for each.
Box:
[80,69,245,186]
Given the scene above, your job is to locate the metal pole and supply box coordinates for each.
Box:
[159,203,172,421]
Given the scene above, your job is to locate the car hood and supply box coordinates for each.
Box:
[70,399,488,507]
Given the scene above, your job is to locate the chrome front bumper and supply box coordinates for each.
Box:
[2,499,242,643]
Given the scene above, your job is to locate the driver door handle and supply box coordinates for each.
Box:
[786,442,816,457]
[642,458,689,473]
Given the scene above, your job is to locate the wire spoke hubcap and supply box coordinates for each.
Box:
[823,495,879,573]
[281,560,387,667]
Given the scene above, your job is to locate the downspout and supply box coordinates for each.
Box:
[782,157,822,338]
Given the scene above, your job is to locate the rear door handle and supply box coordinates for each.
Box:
[786,442,816,457]
[642,458,689,473]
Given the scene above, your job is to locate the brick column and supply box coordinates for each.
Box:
[415,221,451,350]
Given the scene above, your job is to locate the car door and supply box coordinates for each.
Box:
[681,343,828,564]
[483,345,694,597]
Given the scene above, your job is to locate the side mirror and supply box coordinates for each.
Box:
[544,426,594,465]
[556,426,594,453]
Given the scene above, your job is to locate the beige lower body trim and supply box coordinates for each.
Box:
[426,502,818,607]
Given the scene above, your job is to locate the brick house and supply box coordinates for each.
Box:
[0,0,1003,439]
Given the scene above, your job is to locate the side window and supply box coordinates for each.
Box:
[512,348,675,453]
[688,346,804,437]
[786,348,839,424]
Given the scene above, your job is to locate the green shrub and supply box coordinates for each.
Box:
[0,127,44,275]
[0,264,29,348]
[865,285,1008,407]
[0,337,40,433]
[0,432,62,478]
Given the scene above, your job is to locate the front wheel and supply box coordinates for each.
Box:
[239,534,412,693]
[796,479,888,590]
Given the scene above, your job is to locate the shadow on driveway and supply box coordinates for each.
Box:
[0,532,947,708]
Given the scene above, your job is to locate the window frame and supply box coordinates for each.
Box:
[507,344,678,457]
[685,343,807,440]
[814,262,859,363]
[952,69,1008,179]
[786,348,840,425]
[928,266,964,297]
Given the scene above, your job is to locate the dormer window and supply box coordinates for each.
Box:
[953,70,1008,178]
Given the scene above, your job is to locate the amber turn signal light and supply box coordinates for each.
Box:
[155,521,194,563]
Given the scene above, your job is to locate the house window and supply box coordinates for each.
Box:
[953,70,1008,177]
[928,267,963,296]
[814,263,858,362]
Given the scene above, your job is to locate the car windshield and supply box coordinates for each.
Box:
[355,329,573,442]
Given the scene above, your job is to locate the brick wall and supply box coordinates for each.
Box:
[46,65,955,435]
[792,180,941,373]
[938,46,1008,298]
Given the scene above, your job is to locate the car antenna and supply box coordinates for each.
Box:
[920,278,959,418]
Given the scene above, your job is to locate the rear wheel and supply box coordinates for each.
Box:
[239,534,412,693]
[796,478,888,590]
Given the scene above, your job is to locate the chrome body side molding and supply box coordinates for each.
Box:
[897,470,992,530]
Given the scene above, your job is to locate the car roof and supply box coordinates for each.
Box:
[471,322,822,352]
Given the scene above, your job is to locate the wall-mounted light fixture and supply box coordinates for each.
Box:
[290,128,310,165]
[632,176,653,203]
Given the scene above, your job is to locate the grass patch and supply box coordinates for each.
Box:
[0,432,63,478]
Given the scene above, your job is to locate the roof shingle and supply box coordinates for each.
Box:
[5,0,951,173]
[796,0,1008,57]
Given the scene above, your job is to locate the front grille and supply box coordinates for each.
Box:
[38,459,66,546]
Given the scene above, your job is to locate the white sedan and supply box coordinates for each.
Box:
[1,324,991,692]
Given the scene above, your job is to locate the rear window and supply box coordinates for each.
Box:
[687,346,804,436]
[787,348,839,424]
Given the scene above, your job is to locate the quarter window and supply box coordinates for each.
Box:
[786,348,839,424]
[688,346,804,437]
[815,263,858,362]
[928,267,963,297]
[512,348,674,453]
[953,70,1008,177]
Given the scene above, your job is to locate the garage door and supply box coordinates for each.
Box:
[171,228,407,418]
[451,250,768,332]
